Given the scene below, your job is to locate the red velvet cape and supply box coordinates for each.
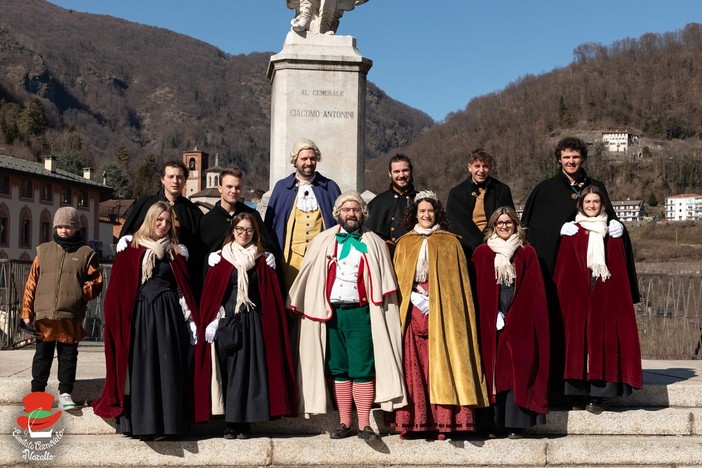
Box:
[553,228,643,388]
[92,246,199,419]
[193,256,297,423]
[472,244,550,414]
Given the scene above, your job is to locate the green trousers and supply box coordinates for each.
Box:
[326,305,375,382]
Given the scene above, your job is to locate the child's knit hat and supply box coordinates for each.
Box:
[53,207,81,228]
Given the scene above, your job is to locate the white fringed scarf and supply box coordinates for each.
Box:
[486,233,521,286]
[221,241,261,313]
[575,212,611,282]
[412,224,440,282]
[138,237,173,284]
[295,175,319,212]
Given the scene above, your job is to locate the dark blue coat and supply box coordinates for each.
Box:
[264,172,341,251]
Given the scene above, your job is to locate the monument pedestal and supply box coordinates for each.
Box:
[267,31,372,193]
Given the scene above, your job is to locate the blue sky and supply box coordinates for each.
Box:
[49,1,699,122]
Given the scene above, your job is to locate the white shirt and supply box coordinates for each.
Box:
[329,241,362,304]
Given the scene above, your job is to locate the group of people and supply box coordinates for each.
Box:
[21,135,642,443]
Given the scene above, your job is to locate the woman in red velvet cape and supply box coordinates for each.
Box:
[92,202,199,440]
[193,213,296,439]
[472,206,549,438]
[553,186,642,413]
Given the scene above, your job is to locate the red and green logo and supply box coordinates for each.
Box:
[16,392,62,435]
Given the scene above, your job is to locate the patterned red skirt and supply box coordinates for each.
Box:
[393,292,475,433]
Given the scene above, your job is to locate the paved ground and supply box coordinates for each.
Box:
[2,344,702,467]
[3,342,701,387]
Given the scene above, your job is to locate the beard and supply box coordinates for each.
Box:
[391,177,413,192]
[340,218,361,232]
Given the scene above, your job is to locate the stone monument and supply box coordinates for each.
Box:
[286,0,369,35]
[267,1,372,193]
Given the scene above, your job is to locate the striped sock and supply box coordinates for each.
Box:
[352,380,375,429]
[334,380,353,427]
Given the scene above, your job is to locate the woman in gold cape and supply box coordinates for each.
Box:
[392,190,488,439]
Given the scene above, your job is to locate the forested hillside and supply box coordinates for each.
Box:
[366,23,702,207]
[2,1,701,207]
[0,0,433,197]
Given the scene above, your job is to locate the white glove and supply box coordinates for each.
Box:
[410,291,429,315]
[116,235,133,252]
[560,222,578,236]
[188,321,197,346]
[608,219,624,238]
[178,244,189,260]
[179,296,192,321]
[208,251,222,267]
[265,252,276,269]
[205,318,219,343]
[496,311,506,331]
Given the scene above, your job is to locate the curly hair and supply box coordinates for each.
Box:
[554,136,588,162]
[402,196,450,231]
[332,191,369,223]
[289,138,321,165]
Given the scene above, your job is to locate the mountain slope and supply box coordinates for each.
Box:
[366,23,702,205]
[0,0,433,192]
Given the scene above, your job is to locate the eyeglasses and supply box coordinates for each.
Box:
[339,207,362,214]
[234,227,254,235]
[495,221,514,227]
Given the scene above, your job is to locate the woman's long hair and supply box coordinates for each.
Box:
[483,206,527,243]
[132,201,180,245]
[222,212,265,255]
[402,196,450,231]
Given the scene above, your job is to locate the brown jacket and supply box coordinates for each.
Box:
[22,242,102,322]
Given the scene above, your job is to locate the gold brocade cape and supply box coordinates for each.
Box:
[394,230,489,407]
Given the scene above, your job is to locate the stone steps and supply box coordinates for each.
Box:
[2,345,702,466]
[2,405,701,437]
[3,433,702,466]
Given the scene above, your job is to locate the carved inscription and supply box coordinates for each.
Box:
[292,89,354,119]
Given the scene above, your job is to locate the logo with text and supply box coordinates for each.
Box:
[13,392,65,462]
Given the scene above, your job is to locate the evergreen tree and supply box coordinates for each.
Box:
[0,101,21,144]
[55,148,87,176]
[115,145,130,169]
[103,162,132,199]
[648,192,658,207]
[18,99,46,138]
[132,154,160,199]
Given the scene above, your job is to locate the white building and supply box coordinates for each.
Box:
[665,194,702,221]
[0,154,111,260]
[602,131,636,152]
[612,199,645,222]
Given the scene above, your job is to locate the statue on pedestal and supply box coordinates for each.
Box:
[287,0,369,35]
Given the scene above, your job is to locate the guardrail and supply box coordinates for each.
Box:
[2,259,702,359]
[637,272,702,359]
[0,259,111,349]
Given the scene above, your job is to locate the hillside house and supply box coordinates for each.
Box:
[602,131,638,152]
[612,199,645,222]
[666,194,702,221]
